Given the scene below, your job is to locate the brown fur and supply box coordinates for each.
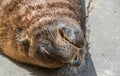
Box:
[0,0,85,69]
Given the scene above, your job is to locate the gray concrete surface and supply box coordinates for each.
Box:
[89,0,120,76]
[0,0,120,76]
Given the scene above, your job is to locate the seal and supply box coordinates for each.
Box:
[0,0,86,69]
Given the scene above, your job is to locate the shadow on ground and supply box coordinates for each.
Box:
[8,52,97,76]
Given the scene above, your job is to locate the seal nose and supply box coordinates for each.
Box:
[60,26,85,48]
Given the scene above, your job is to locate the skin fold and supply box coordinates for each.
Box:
[0,0,86,69]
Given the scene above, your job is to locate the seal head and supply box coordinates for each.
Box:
[16,17,85,68]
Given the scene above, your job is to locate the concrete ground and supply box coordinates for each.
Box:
[0,0,120,76]
[89,0,120,76]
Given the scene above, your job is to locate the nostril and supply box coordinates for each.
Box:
[59,29,64,37]
[74,55,77,61]
[71,55,81,67]
[58,29,75,46]
[59,26,85,48]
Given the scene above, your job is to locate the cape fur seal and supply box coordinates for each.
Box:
[0,0,87,69]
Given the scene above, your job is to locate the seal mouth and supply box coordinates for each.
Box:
[57,28,84,64]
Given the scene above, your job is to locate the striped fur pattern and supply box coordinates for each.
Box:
[0,0,86,69]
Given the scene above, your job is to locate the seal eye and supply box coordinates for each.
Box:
[21,39,30,51]
[16,27,23,33]
[15,27,30,51]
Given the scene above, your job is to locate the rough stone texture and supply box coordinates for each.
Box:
[0,0,120,76]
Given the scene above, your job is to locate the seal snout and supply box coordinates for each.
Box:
[29,22,85,67]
